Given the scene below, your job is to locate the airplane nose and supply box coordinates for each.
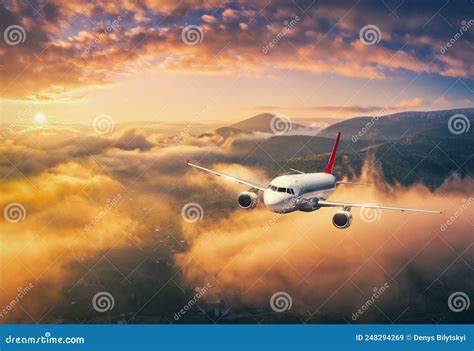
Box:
[263,191,292,212]
[263,191,278,210]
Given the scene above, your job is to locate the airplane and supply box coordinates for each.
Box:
[187,132,443,229]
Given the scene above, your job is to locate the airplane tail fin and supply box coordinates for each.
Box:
[324,132,341,174]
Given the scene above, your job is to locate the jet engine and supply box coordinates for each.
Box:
[332,210,353,229]
[237,191,259,209]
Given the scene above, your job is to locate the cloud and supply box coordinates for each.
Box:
[1,1,473,100]
[396,97,425,109]
[0,124,472,323]
[202,14,218,24]
[0,123,259,322]
[255,104,384,114]
[0,125,201,321]
[254,97,429,115]
[222,8,239,20]
[0,126,157,181]
[175,162,474,322]
[0,160,133,318]
[112,129,155,151]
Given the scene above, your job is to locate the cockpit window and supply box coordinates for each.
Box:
[267,185,295,194]
[268,186,295,195]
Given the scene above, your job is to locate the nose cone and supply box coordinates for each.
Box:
[263,190,294,213]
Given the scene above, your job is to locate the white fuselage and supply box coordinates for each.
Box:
[263,173,336,213]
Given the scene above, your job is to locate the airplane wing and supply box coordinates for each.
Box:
[317,200,443,214]
[187,161,267,191]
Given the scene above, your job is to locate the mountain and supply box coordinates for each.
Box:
[197,109,473,187]
[319,108,474,141]
[275,108,474,188]
[293,117,344,129]
[199,113,321,142]
[198,113,338,157]
[200,113,346,141]
[281,134,474,189]
[200,112,370,161]
[229,135,372,162]
[229,113,306,133]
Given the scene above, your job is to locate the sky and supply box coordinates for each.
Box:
[1,0,473,124]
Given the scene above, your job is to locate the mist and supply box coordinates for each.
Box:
[1,125,472,323]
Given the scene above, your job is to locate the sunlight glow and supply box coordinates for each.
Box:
[34,113,46,124]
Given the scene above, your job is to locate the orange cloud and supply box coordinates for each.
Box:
[175,164,473,321]
[2,0,472,102]
[397,97,425,109]
[253,98,429,115]
[0,124,472,323]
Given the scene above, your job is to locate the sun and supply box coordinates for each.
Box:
[34,113,46,124]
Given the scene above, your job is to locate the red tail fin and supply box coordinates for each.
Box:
[324,132,341,174]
